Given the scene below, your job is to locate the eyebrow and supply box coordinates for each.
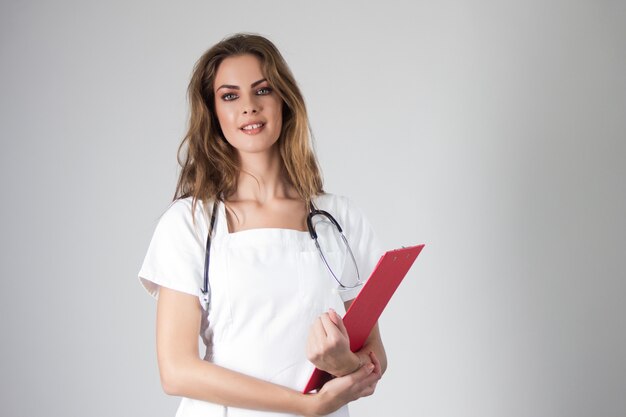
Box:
[216,78,267,91]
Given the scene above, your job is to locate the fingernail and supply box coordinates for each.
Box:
[367,364,375,372]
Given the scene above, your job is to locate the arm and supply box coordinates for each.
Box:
[306,300,387,377]
[156,287,381,416]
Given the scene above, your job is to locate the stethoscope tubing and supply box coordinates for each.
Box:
[200,199,360,310]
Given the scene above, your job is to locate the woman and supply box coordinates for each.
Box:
[138,33,386,417]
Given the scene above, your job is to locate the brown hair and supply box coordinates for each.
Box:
[173,33,324,218]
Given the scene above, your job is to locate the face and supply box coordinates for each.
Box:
[213,54,283,156]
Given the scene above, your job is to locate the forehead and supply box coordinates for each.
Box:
[214,54,264,87]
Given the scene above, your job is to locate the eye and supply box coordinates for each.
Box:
[221,92,238,101]
[256,87,272,96]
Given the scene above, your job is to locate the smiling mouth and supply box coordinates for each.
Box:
[241,123,264,130]
[240,123,265,134]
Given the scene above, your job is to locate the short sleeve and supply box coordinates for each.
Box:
[137,198,208,300]
[336,197,384,302]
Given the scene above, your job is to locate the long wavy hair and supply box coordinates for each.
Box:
[173,33,324,220]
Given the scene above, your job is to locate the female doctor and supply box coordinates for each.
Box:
[139,33,387,417]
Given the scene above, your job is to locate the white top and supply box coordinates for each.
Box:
[138,193,383,417]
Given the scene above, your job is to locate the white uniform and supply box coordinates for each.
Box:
[138,193,383,417]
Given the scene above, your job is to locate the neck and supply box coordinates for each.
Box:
[230,148,295,203]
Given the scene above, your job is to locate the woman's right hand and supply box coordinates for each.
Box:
[304,351,382,417]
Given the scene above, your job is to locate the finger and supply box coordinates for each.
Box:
[329,308,348,337]
[307,319,327,358]
[359,380,378,398]
[355,352,373,370]
[319,313,343,341]
[351,362,374,379]
[314,316,328,338]
[354,365,381,392]
[358,355,381,384]
[328,308,340,326]
[334,363,378,401]
[369,380,379,391]
[369,351,382,375]
[364,367,382,385]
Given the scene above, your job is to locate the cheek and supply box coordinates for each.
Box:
[271,99,283,129]
[215,105,236,133]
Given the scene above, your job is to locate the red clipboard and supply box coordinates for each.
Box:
[302,244,425,393]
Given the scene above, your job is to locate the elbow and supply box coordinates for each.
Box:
[161,378,178,397]
[159,361,184,396]
[158,349,205,396]
[160,371,178,396]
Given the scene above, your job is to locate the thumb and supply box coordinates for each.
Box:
[355,361,376,381]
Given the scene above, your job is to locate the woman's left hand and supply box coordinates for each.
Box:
[306,308,365,377]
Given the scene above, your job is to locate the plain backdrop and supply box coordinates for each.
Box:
[1,1,625,416]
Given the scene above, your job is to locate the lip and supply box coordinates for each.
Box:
[239,121,266,135]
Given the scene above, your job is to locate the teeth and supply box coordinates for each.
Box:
[242,123,263,130]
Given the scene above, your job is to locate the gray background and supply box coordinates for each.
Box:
[1,1,625,416]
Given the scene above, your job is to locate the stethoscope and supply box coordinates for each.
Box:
[200,199,361,310]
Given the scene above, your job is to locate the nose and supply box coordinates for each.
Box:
[242,95,260,115]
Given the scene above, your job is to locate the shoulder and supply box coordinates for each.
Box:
[159,196,211,223]
[312,192,351,212]
[155,197,212,245]
[313,192,371,230]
